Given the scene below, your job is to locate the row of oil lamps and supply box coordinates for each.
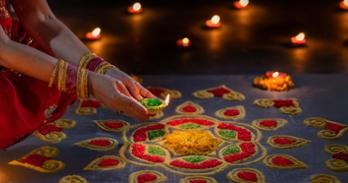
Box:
[84,0,327,47]
[84,0,314,92]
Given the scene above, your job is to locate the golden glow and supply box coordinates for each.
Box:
[240,0,249,7]
[164,94,171,105]
[295,32,305,41]
[211,15,221,24]
[92,27,101,37]
[272,71,279,78]
[133,2,142,11]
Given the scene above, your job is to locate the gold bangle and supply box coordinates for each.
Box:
[79,52,97,70]
[48,59,61,87]
[95,62,118,74]
[77,68,89,99]
[57,61,68,91]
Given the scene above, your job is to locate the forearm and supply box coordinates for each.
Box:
[33,18,91,65]
[13,0,91,65]
[0,39,57,82]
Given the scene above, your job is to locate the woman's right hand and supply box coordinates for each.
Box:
[88,72,149,121]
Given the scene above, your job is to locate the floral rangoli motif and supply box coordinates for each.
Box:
[193,85,245,101]
[34,119,76,143]
[9,146,65,173]
[120,115,266,175]
[304,117,348,140]
[254,98,302,115]
[324,144,348,172]
[176,101,205,115]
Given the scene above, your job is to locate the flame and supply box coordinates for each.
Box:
[182,37,190,46]
[92,27,101,37]
[133,2,142,11]
[240,0,249,6]
[164,94,171,105]
[295,32,305,41]
[211,15,221,24]
[272,71,280,78]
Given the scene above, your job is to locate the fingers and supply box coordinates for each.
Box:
[138,84,156,98]
[113,93,149,121]
[115,81,132,98]
[124,79,143,100]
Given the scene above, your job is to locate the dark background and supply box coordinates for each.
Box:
[48,0,348,75]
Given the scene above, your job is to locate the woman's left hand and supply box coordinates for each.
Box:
[105,69,155,100]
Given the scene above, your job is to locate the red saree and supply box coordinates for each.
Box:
[0,0,76,149]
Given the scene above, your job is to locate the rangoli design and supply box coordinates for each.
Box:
[120,115,266,175]
[227,168,266,183]
[74,137,118,151]
[310,174,341,183]
[267,135,310,149]
[34,119,76,143]
[147,86,182,99]
[304,117,348,140]
[84,155,126,171]
[214,105,245,120]
[180,176,217,183]
[95,119,129,133]
[251,118,288,131]
[75,99,102,115]
[8,146,65,173]
[193,85,245,101]
[324,144,348,172]
[58,175,89,183]
[254,98,302,115]
[263,154,307,169]
[176,101,205,115]
[129,170,167,183]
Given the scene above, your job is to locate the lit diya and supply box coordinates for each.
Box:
[233,0,249,9]
[253,71,295,91]
[85,27,102,41]
[339,0,348,10]
[290,32,306,47]
[140,95,170,115]
[128,2,143,14]
[176,37,192,48]
[205,15,222,29]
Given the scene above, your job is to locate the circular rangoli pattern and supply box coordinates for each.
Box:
[120,115,266,175]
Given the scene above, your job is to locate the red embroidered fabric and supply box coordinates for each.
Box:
[0,1,76,149]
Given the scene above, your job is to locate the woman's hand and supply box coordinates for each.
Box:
[105,69,155,100]
[88,72,149,121]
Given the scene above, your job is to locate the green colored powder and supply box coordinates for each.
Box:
[183,156,207,163]
[222,145,240,156]
[180,123,201,129]
[148,130,165,140]
[218,130,236,139]
[148,146,166,156]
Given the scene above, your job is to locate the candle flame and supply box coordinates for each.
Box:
[164,94,171,105]
[272,72,279,78]
[295,32,305,41]
[240,0,249,6]
[182,37,190,44]
[211,15,221,24]
[133,2,142,11]
[92,27,101,37]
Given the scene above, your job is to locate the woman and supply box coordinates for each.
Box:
[0,0,154,149]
